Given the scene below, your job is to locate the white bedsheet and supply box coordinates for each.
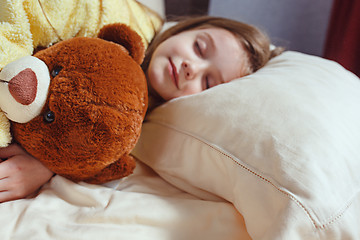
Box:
[0,160,250,240]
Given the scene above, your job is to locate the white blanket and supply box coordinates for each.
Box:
[0,161,250,240]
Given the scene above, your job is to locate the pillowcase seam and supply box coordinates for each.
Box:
[149,120,326,230]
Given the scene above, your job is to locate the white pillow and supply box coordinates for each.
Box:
[132,51,360,239]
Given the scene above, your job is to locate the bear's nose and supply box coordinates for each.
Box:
[8,68,37,105]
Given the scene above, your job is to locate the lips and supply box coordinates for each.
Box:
[168,58,179,89]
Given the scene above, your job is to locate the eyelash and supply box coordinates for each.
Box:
[195,41,203,57]
[205,76,210,89]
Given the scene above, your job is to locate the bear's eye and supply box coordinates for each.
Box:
[43,111,55,123]
[51,66,63,77]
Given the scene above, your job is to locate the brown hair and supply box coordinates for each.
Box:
[142,16,284,74]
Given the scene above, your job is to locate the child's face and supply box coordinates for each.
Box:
[147,27,249,101]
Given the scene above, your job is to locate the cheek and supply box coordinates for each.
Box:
[147,56,162,81]
[182,82,203,96]
[147,62,164,91]
[146,66,156,89]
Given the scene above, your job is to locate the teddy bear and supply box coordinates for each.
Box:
[0,23,148,183]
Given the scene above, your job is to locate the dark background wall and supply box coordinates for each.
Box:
[165,0,209,18]
[209,0,333,56]
[163,0,333,56]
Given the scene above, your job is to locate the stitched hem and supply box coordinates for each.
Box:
[150,121,358,230]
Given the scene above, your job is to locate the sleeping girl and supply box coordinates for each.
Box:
[0,16,283,203]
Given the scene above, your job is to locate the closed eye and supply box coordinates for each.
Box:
[204,75,217,90]
[195,41,203,57]
[203,75,220,90]
[194,36,208,58]
[205,76,210,89]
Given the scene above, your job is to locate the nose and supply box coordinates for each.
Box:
[8,68,38,105]
[0,55,50,123]
[182,60,206,81]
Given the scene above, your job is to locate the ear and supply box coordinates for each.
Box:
[98,23,145,64]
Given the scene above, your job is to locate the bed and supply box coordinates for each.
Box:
[1,1,360,239]
[0,161,249,239]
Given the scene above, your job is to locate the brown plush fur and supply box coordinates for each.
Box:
[11,24,148,183]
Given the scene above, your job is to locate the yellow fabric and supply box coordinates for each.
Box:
[0,112,11,147]
[0,0,163,70]
[0,0,163,146]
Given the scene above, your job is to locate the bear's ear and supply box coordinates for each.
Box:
[98,23,145,64]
